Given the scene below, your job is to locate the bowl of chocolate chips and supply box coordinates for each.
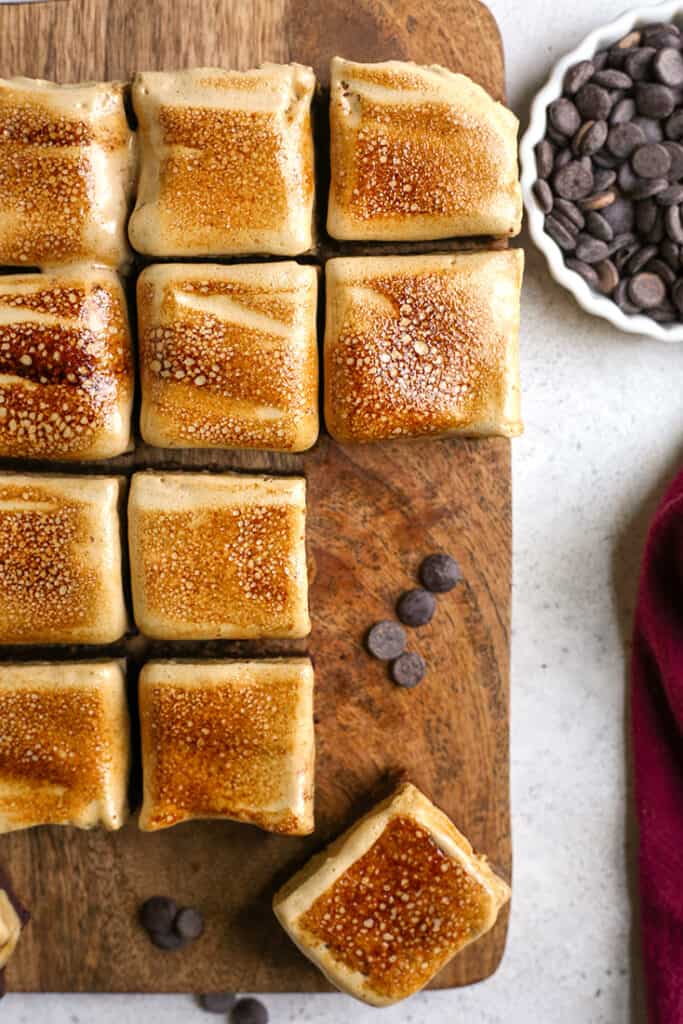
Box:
[521,2,683,340]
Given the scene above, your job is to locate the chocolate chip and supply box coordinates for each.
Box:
[602,198,634,232]
[533,179,553,213]
[606,47,633,70]
[654,47,683,87]
[608,232,636,257]
[643,24,681,49]
[565,257,600,288]
[632,116,664,143]
[662,141,683,178]
[573,119,608,155]
[397,589,436,627]
[665,204,683,243]
[610,97,636,124]
[553,211,579,236]
[554,147,572,171]
[650,306,677,322]
[636,198,658,233]
[593,167,617,190]
[660,239,680,269]
[553,160,594,199]
[628,177,669,199]
[656,183,683,205]
[665,109,683,140]
[231,998,269,1024]
[672,277,683,313]
[535,139,554,178]
[595,258,619,294]
[390,652,426,689]
[579,189,616,211]
[150,930,186,952]
[618,161,639,193]
[644,258,676,286]
[614,278,641,314]
[200,993,237,1014]
[607,121,645,157]
[592,69,632,90]
[553,197,585,228]
[576,83,612,121]
[586,210,613,241]
[614,243,639,270]
[616,30,641,50]
[367,621,406,660]
[545,215,577,250]
[174,906,204,941]
[564,60,595,95]
[548,97,581,137]
[626,244,658,275]
[547,124,570,147]
[646,208,666,243]
[624,48,655,81]
[419,552,462,593]
[140,897,177,935]
[636,83,675,119]
[628,271,667,308]
[592,50,609,72]
[632,143,672,178]
[574,234,609,263]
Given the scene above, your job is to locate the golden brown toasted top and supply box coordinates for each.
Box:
[137,262,318,450]
[298,814,490,1000]
[0,267,133,459]
[0,78,134,268]
[324,251,523,441]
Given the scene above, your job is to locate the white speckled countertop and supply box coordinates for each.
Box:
[4,0,683,1020]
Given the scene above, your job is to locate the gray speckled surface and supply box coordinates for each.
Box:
[3,0,682,1020]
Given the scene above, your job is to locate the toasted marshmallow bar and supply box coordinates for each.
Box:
[0,662,130,833]
[0,474,127,644]
[0,266,134,460]
[274,783,510,1006]
[138,262,319,451]
[139,659,314,834]
[327,57,522,241]
[0,78,134,269]
[128,472,310,640]
[324,250,523,442]
[129,65,315,257]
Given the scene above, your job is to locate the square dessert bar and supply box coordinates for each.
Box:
[139,659,314,835]
[0,662,130,833]
[274,782,510,1006]
[137,262,319,452]
[0,267,134,460]
[324,250,523,443]
[0,78,134,269]
[0,474,127,644]
[129,65,315,258]
[327,57,522,242]
[128,472,310,640]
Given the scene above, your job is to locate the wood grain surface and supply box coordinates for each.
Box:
[0,0,513,994]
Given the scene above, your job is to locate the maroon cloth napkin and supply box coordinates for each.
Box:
[632,465,683,1023]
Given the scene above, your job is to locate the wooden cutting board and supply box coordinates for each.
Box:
[0,0,513,994]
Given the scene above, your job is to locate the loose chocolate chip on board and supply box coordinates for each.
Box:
[367,621,407,660]
[665,109,683,140]
[602,197,634,232]
[632,115,664,143]
[629,177,669,199]
[565,257,600,288]
[575,234,609,262]
[662,141,683,178]
[200,993,237,1014]
[576,83,612,121]
[140,897,177,935]
[632,143,672,179]
[231,998,269,1024]
[535,138,555,178]
[672,277,683,313]
[636,83,676,119]
[533,179,553,213]
[580,189,616,211]
[654,47,683,88]
[554,197,585,228]
[665,204,683,243]
[624,48,655,81]
[554,160,594,199]
[636,198,658,233]
[595,258,620,294]
[628,271,667,308]
[549,97,581,136]
[150,930,186,952]
[419,553,463,592]
[610,97,636,124]
[391,652,427,689]
[645,258,676,286]
[593,69,632,90]
[586,210,614,241]
[614,278,642,314]
[174,907,204,941]
[397,589,437,627]
[545,215,577,250]
[607,121,645,157]
[626,244,658,275]
[656,183,683,205]
[661,239,680,269]
[564,59,595,95]
[593,167,617,191]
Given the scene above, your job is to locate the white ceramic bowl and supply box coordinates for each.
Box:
[520,1,683,342]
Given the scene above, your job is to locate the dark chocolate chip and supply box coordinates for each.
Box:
[592,150,621,168]
[656,183,683,205]
[606,46,633,69]
[579,189,616,211]
[595,258,619,294]
[200,993,237,1014]
[150,930,187,952]
[231,998,269,1024]
[616,30,641,49]
[644,258,676,286]
[593,168,617,191]
[573,119,608,155]
[545,215,577,250]
[662,141,683,178]
[553,197,585,228]
[607,121,645,158]
[628,177,669,199]
[419,552,462,593]
[632,116,664,143]
[390,652,426,689]
[592,50,609,72]
[548,97,581,137]
[653,47,683,87]
[636,83,675,119]
[665,109,683,140]
[660,239,680,269]
[610,97,636,124]
[650,306,677,322]
[672,277,683,313]
[646,209,666,243]
[140,897,177,935]
[554,147,572,171]
[367,621,406,660]
[614,243,639,270]
[535,139,554,178]
[665,204,683,243]
[643,24,681,49]
[574,234,609,263]
[585,210,613,241]
[601,198,634,232]
[628,272,667,308]
[551,210,579,236]
[533,179,553,213]
[618,161,639,193]
[624,47,655,81]
[174,906,204,941]
[397,589,436,627]
[592,69,632,89]
[636,198,658,233]
[632,143,672,179]
[553,160,594,199]
[626,244,658,275]
[547,124,571,147]
[564,60,595,95]
[576,83,612,121]
[565,257,600,288]
[607,231,636,256]
[614,278,642,314]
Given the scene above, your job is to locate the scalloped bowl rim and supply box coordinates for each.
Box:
[520,0,683,342]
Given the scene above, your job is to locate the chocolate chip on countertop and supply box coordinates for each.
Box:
[606,121,645,157]
[535,139,555,178]
[656,183,683,205]
[231,998,269,1024]
[631,143,672,178]
[533,179,553,213]
[662,141,683,178]
[665,109,683,140]
[586,210,614,241]
[565,257,600,288]
[545,215,577,250]
[575,234,609,263]
[548,97,581,136]
[150,930,187,952]
[595,258,620,294]
[653,47,683,87]
[554,197,585,228]
[564,60,595,95]
[390,652,427,689]
[200,993,237,1014]
[366,620,407,660]
[140,897,177,935]
[636,83,676,119]
[624,48,655,81]
[628,271,667,308]
[174,907,204,941]
[610,97,636,124]
[420,553,463,592]
[592,68,632,90]
[397,589,437,627]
